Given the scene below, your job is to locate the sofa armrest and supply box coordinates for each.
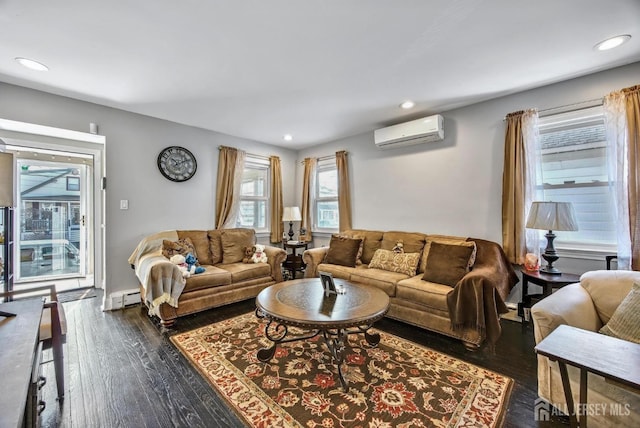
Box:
[264,245,287,282]
[531,282,602,344]
[303,247,329,278]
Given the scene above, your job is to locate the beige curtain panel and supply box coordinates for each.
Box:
[623,85,640,270]
[215,146,239,229]
[300,157,316,242]
[501,109,538,265]
[336,150,352,232]
[269,156,284,243]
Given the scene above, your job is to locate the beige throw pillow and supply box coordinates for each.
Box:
[324,235,364,267]
[162,237,196,259]
[599,282,640,344]
[421,242,474,287]
[368,249,421,277]
[220,229,256,264]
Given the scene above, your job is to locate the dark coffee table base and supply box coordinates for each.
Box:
[255,308,382,391]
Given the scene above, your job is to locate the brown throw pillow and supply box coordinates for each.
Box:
[162,237,196,259]
[422,242,474,286]
[323,235,363,267]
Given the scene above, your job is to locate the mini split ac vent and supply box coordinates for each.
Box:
[374,114,444,149]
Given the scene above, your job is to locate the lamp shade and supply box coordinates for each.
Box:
[526,201,578,231]
[282,206,302,222]
[0,152,15,207]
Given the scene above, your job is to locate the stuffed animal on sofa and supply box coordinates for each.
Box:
[185,253,205,274]
[250,244,268,263]
[392,240,404,254]
[169,254,191,278]
[242,246,254,263]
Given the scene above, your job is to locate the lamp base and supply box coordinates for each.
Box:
[540,230,561,275]
[287,221,295,241]
[539,265,562,275]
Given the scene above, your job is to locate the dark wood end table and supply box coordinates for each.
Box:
[535,324,640,428]
[282,241,308,279]
[255,278,390,391]
[519,270,581,324]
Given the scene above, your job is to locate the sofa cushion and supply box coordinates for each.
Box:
[218,262,272,283]
[220,228,256,264]
[599,282,640,344]
[580,270,640,324]
[161,237,196,259]
[368,249,421,277]
[207,229,223,264]
[183,265,232,292]
[342,229,383,264]
[381,231,426,255]
[323,235,363,267]
[350,268,407,297]
[317,263,356,280]
[396,276,452,311]
[178,230,212,265]
[420,235,475,274]
[422,242,474,287]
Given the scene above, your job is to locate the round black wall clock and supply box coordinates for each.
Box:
[157,146,197,182]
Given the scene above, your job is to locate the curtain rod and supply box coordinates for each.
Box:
[218,146,270,161]
[299,152,347,164]
[503,97,604,120]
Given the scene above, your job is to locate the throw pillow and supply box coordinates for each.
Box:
[599,282,640,344]
[419,239,476,274]
[336,233,365,265]
[220,228,256,264]
[162,237,196,259]
[421,242,474,287]
[323,235,363,267]
[368,249,421,277]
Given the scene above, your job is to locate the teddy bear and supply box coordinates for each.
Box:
[242,246,254,263]
[250,244,268,263]
[169,254,191,278]
[185,252,205,274]
[392,240,404,254]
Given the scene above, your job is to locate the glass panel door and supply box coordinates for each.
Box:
[16,159,89,282]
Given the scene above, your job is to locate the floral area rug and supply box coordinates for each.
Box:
[170,312,512,427]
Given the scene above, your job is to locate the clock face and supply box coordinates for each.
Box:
[157,146,197,182]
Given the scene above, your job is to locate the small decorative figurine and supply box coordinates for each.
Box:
[524,253,540,272]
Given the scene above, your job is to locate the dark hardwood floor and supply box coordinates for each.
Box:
[39,290,568,427]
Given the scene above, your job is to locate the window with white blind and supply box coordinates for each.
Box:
[537,105,616,249]
[314,158,339,231]
[237,157,270,232]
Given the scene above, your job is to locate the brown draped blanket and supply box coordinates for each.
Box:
[446,238,519,348]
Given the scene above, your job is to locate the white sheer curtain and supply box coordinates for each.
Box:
[523,110,542,255]
[221,149,246,229]
[604,92,632,270]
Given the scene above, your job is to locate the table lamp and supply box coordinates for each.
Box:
[526,201,578,275]
[282,206,302,241]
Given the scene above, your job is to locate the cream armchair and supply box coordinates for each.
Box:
[531,270,640,427]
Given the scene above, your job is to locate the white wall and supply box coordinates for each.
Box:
[296,62,640,302]
[0,83,298,303]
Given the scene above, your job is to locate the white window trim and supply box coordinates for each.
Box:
[239,155,270,233]
[313,157,338,234]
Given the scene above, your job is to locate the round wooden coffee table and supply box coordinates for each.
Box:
[255,278,390,391]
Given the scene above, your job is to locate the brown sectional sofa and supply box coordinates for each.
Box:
[128,228,287,326]
[303,229,518,349]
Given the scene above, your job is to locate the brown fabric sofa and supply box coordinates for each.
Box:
[128,228,287,326]
[303,230,518,349]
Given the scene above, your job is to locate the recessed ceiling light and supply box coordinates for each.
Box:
[594,35,631,51]
[283,134,293,141]
[15,57,49,71]
[400,100,415,109]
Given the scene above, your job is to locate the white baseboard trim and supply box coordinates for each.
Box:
[104,288,141,311]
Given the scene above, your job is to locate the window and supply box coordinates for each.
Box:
[237,158,269,232]
[314,159,339,231]
[536,106,615,249]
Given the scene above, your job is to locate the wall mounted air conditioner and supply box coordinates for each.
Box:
[374,114,444,149]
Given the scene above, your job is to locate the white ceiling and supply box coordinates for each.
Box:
[1,1,639,149]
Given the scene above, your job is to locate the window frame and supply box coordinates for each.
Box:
[237,156,270,233]
[313,157,339,233]
[535,105,617,253]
